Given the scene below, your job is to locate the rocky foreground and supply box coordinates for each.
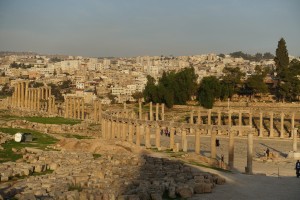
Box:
[0,138,225,200]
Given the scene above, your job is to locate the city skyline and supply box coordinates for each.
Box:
[0,0,299,57]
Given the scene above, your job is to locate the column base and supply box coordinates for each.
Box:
[287,151,300,159]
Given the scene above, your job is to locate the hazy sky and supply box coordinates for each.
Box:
[0,0,299,57]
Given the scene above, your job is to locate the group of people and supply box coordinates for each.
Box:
[160,128,176,137]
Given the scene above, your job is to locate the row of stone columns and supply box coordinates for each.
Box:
[139,101,165,121]
[64,96,85,119]
[93,100,102,122]
[101,117,240,170]
[11,81,53,112]
[190,108,298,138]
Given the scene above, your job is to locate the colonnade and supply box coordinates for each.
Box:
[64,96,85,120]
[101,107,253,171]
[138,101,164,121]
[11,80,54,112]
[100,102,300,174]
[93,100,102,122]
[189,108,299,138]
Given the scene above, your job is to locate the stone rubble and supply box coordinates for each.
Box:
[0,148,225,199]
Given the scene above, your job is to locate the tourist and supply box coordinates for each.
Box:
[295,160,300,178]
[266,148,270,158]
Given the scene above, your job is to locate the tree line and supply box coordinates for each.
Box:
[10,62,34,69]
[143,38,300,108]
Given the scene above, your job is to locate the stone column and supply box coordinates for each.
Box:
[228,111,232,126]
[81,98,85,120]
[128,123,133,142]
[72,97,76,118]
[210,128,216,159]
[25,81,29,109]
[101,119,106,138]
[27,89,30,109]
[280,112,285,138]
[170,127,175,149]
[217,110,221,135]
[182,129,187,152]
[139,100,142,120]
[75,98,79,119]
[161,103,165,121]
[156,103,159,121]
[190,111,194,124]
[41,87,45,101]
[32,89,35,110]
[20,82,24,108]
[38,88,41,111]
[228,130,234,169]
[195,129,201,154]
[259,111,263,137]
[155,125,160,148]
[48,96,52,113]
[207,109,212,125]
[145,125,151,148]
[149,102,153,121]
[293,128,298,152]
[238,111,242,136]
[17,82,21,107]
[269,112,274,137]
[107,120,112,139]
[136,124,142,146]
[197,108,201,124]
[111,121,116,139]
[115,122,120,139]
[31,89,34,110]
[249,112,253,127]
[207,109,212,135]
[94,100,97,121]
[291,113,295,138]
[65,97,69,118]
[122,122,126,141]
[246,131,253,174]
[98,102,102,121]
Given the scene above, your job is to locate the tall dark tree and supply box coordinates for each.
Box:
[198,76,221,109]
[143,75,159,103]
[274,38,289,78]
[143,67,198,108]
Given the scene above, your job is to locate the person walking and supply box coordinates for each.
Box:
[295,160,300,178]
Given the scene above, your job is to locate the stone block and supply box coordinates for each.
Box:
[0,176,9,182]
[176,185,193,198]
[49,163,59,170]
[194,183,212,194]
[34,164,46,173]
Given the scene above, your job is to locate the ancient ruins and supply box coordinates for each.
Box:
[0,80,299,199]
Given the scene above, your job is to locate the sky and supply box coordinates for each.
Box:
[0,0,299,57]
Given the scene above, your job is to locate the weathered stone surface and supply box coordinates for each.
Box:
[176,185,193,198]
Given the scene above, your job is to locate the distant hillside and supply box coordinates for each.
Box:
[0,51,38,56]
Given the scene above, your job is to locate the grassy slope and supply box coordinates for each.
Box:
[0,127,58,163]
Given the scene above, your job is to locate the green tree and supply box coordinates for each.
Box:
[274,38,289,79]
[173,67,198,104]
[143,75,159,103]
[132,92,144,101]
[143,67,198,108]
[220,67,245,100]
[198,76,221,109]
[48,83,63,101]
